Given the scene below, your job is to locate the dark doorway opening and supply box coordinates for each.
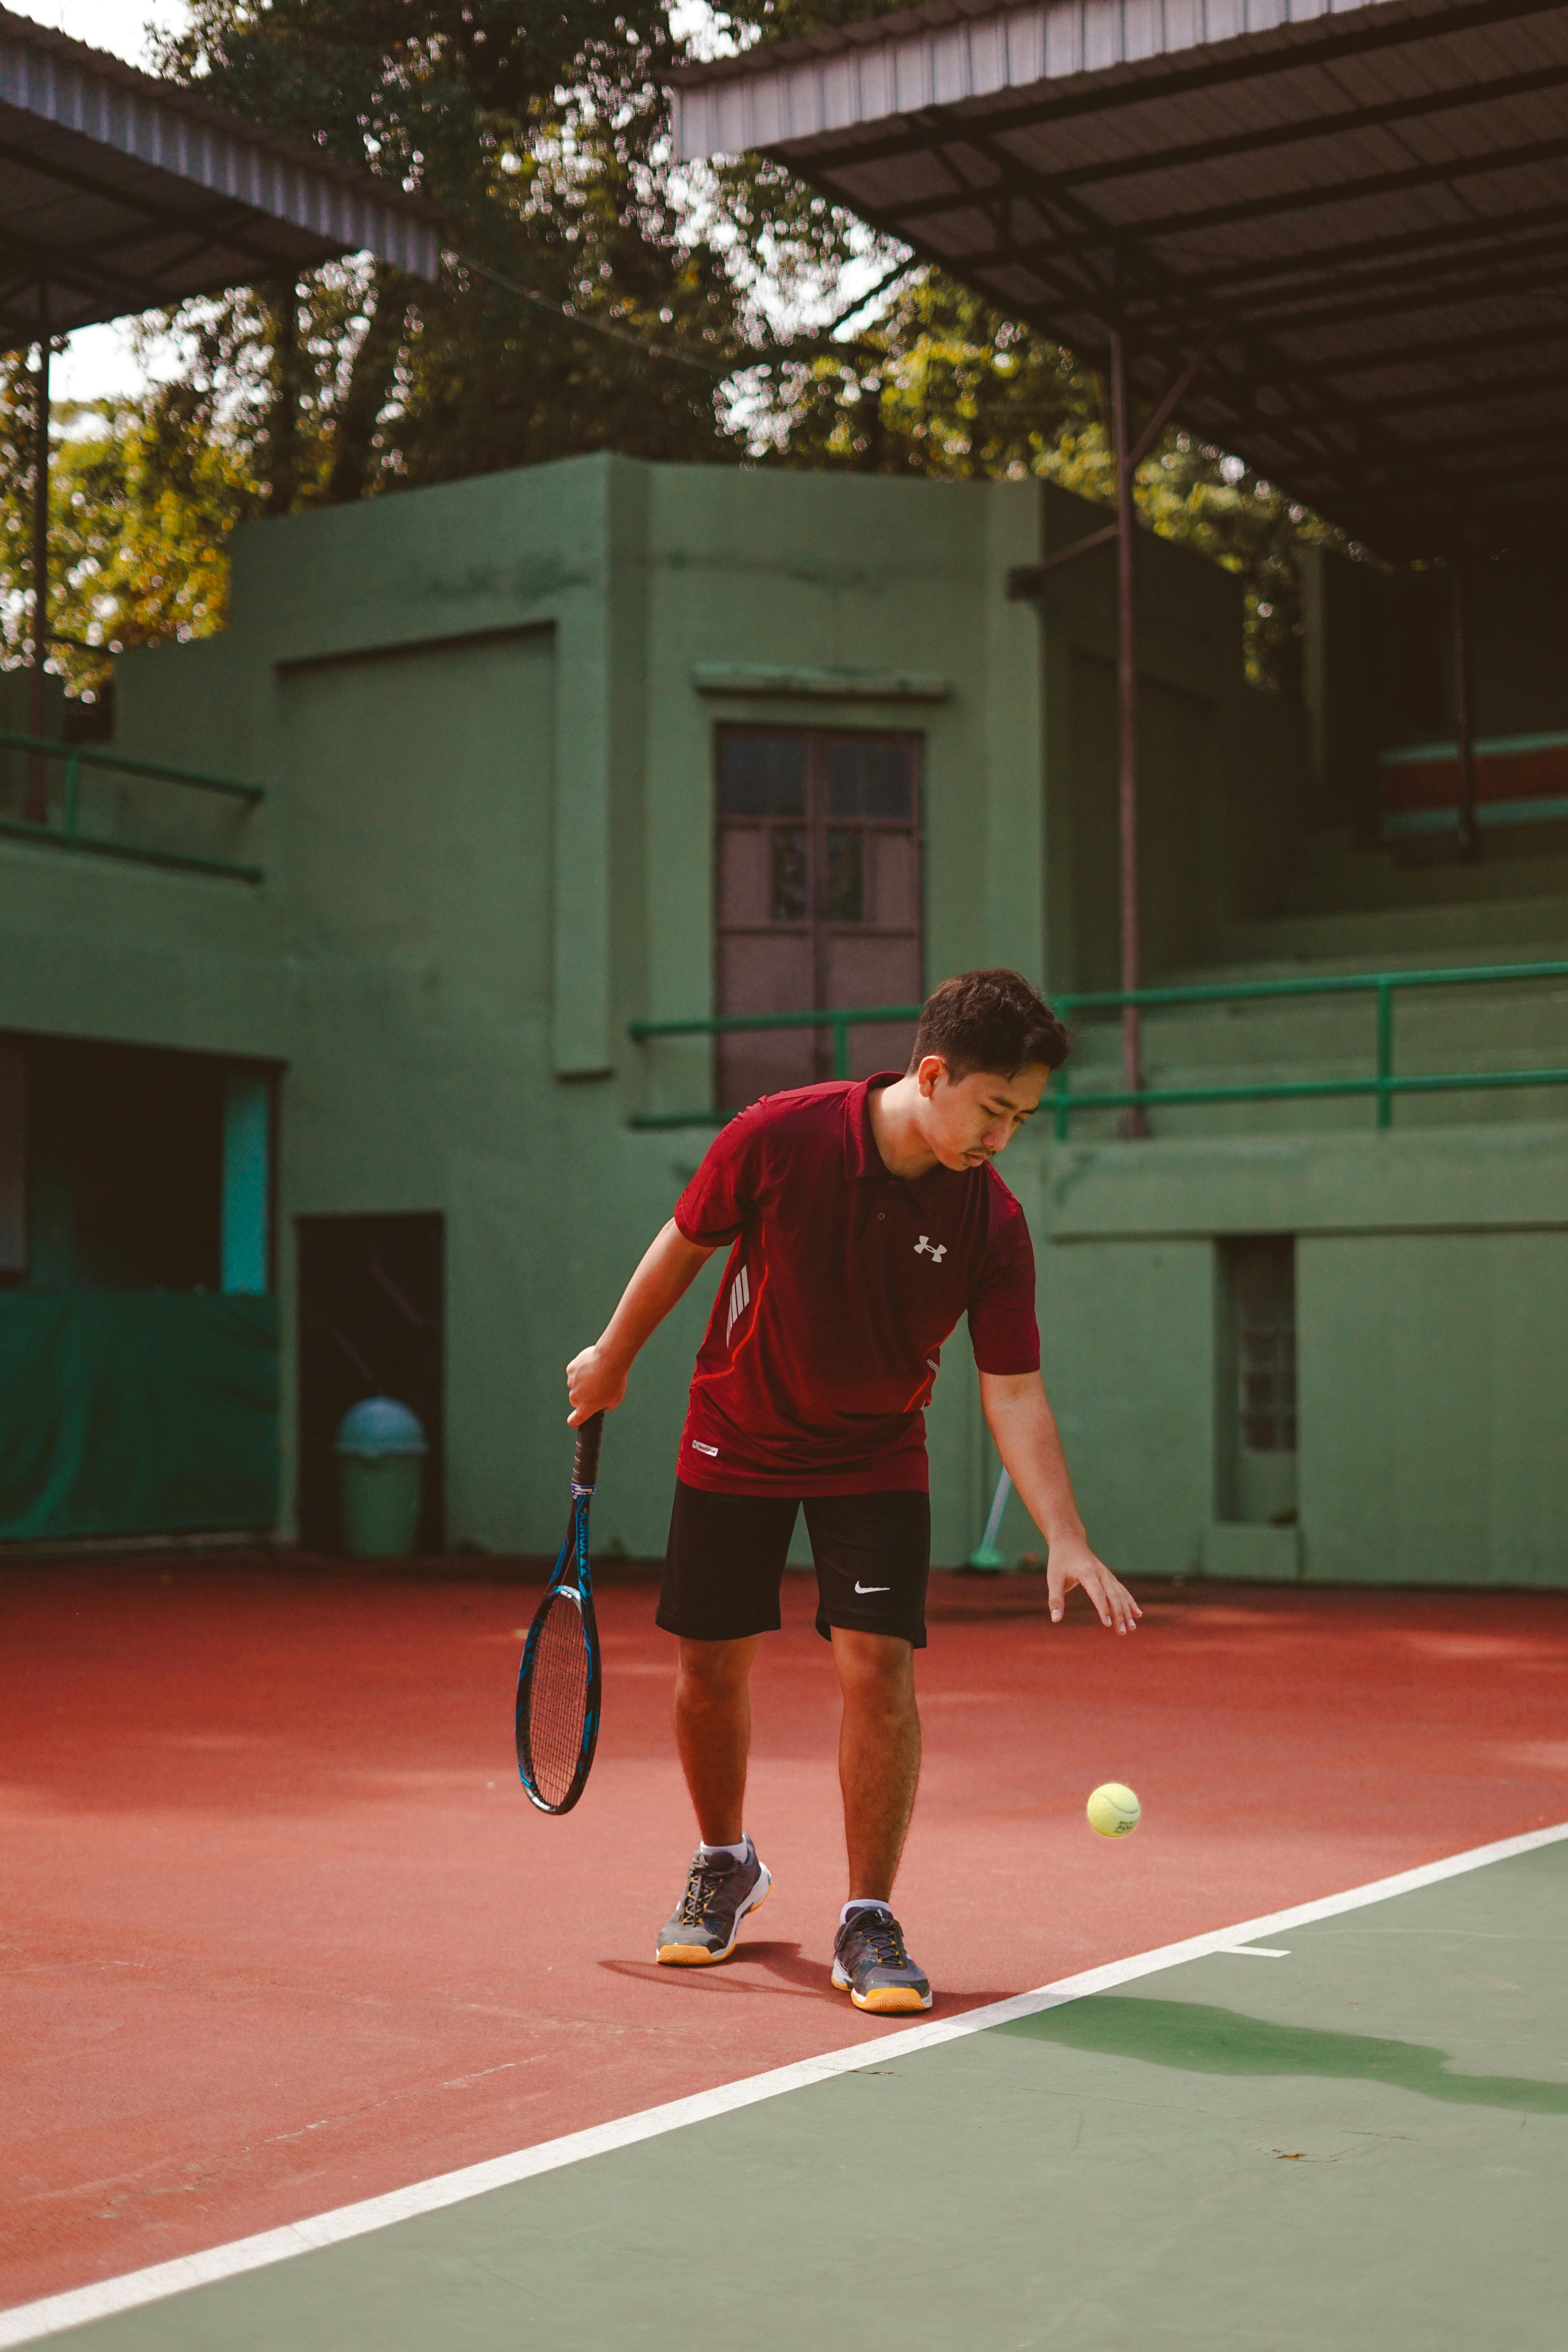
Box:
[296,1214,444,1553]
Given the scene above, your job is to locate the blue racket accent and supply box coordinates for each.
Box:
[515,1414,604,1815]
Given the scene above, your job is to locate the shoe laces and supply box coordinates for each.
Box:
[678,1852,735,1925]
[850,1911,910,1970]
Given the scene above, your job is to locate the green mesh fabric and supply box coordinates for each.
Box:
[0,1293,278,1539]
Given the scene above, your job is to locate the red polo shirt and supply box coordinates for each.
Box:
[672,1074,1040,1496]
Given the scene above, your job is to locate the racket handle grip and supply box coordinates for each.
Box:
[572,1411,605,1492]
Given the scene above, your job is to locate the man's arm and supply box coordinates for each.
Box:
[566,1219,717,1425]
[978,1370,1141,1635]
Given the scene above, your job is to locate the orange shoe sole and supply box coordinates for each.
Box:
[831,1960,933,2013]
[846,1982,932,2014]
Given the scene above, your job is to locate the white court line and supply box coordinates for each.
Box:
[5,1818,1565,2348]
[1226,1945,1292,1957]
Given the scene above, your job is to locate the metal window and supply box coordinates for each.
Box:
[714,728,922,1109]
[1229,1237,1298,1455]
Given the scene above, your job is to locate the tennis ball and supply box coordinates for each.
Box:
[1087,1782,1140,1837]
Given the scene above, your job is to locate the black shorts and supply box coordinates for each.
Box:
[657,1479,930,1650]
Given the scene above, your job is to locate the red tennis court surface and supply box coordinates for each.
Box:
[5,1557,1567,2314]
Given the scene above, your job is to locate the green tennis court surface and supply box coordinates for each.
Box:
[25,1837,1568,2350]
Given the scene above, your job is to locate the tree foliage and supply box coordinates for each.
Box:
[0,0,1342,706]
[0,354,258,704]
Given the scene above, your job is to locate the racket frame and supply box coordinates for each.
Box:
[515,1414,604,1815]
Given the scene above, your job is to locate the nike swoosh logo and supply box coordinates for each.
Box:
[854,1581,891,1594]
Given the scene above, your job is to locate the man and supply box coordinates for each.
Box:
[566,968,1139,2015]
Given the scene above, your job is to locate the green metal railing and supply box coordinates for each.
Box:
[629,1002,918,1112]
[630,959,1568,1135]
[0,728,265,883]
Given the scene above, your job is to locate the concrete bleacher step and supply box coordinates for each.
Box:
[1283,838,1568,921]
[1215,895,1568,967]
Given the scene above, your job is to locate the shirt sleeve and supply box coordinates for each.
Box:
[967,1199,1041,1374]
[673,1106,767,1248]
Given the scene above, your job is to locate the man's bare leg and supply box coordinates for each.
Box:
[673,1634,761,1845]
[831,1628,921,1901]
[660,1635,770,1968]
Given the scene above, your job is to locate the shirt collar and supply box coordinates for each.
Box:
[844,1073,904,1180]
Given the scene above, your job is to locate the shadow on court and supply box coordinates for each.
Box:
[597,1942,829,2003]
[599,1941,1023,2011]
[1001,1995,1568,2112]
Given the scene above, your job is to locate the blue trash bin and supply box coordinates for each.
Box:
[334,1397,428,1558]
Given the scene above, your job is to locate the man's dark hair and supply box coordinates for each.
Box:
[908,969,1070,1080]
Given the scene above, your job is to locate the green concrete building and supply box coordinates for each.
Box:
[2,452,1565,1585]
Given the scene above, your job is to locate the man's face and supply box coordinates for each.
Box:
[914,1056,1053,1171]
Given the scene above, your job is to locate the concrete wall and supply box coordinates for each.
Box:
[1016,1123,1568,1590]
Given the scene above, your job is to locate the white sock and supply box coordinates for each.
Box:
[698,1837,750,1865]
[840,1898,892,1926]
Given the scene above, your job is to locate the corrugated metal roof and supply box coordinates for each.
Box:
[673,0,1568,554]
[0,6,441,348]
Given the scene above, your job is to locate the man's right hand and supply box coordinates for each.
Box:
[566,1344,628,1426]
[564,1219,716,1428]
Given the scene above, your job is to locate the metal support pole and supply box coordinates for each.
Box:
[1451,554,1481,866]
[25,283,51,824]
[1110,329,1148,1138]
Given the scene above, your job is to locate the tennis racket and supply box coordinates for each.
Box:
[515,1412,604,1815]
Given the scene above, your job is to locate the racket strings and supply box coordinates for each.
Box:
[521,1591,591,1809]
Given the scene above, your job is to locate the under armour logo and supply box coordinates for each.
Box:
[914,1235,947,1263]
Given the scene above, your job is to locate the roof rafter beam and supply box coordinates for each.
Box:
[1423,448,1568,495]
[0,122,252,234]
[0,144,323,292]
[1268,356,1568,425]
[988,127,1568,266]
[0,223,180,317]
[954,246,1425,508]
[971,263,1430,512]
[2,205,295,318]
[1238,236,1568,336]
[941,125,1449,506]
[1306,308,1568,379]
[1172,192,1568,300]
[1412,412,1568,465]
[883,53,1568,228]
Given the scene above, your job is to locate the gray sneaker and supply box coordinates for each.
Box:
[831,1907,932,2013]
[656,1840,772,1965]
